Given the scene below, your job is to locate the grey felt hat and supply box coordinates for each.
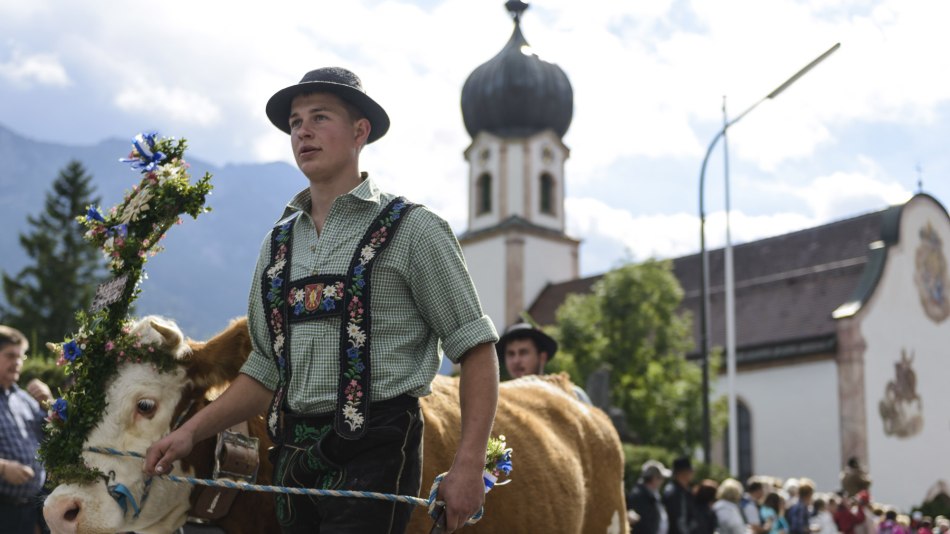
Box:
[265,67,390,143]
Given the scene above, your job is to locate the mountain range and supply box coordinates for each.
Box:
[0,123,306,341]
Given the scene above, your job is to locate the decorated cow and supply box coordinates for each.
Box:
[43,316,627,534]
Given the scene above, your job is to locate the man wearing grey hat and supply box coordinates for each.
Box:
[145,67,500,534]
[628,459,672,534]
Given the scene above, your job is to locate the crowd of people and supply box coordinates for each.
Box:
[627,457,947,534]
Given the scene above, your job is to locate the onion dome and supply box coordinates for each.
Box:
[461,1,573,139]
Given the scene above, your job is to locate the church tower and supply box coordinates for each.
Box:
[458,1,580,330]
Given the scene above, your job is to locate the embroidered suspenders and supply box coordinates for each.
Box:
[261,197,416,442]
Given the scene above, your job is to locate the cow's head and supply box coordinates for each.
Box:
[44,315,250,534]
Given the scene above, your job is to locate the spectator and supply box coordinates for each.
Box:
[811,498,837,534]
[714,478,749,534]
[628,460,672,534]
[879,510,907,534]
[0,324,52,534]
[784,478,801,509]
[934,516,949,534]
[742,480,767,533]
[761,492,788,534]
[663,456,696,534]
[786,478,815,534]
[919,517,934,534]
[834,491,867,534]
[694,479,719,534]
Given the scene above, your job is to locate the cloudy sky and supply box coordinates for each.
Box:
[1,0,945,275]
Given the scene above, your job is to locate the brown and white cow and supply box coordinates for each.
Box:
[44,317,627,534]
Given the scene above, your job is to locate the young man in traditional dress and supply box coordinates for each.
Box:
[145,67,499,534]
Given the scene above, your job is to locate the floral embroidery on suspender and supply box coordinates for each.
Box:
[335,197,415,439]
[260,198,416,442]
[262,212,300,442]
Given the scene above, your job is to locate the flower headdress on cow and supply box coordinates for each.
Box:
[40,133,213,484]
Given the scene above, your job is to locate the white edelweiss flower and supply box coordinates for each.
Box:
[346,323,362,339]
[351,330,366,347]
[266,259,286,278]
[155,162,182,183]
[323,285,337,298]
[343,404,364,430]
[291,288,304,304]
[359,245,375,263]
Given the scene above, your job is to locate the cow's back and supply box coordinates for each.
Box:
[409,374,628,534]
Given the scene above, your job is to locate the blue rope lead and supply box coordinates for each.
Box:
[84,446,483,524]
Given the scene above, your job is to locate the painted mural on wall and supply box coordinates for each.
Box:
[879,349,923,438]
[915,222,950,323]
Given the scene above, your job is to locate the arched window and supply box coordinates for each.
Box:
[540,173,555,215]
[724,399,753,482]
[477,173,492,215]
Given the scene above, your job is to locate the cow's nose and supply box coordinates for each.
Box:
[43,498,81,534]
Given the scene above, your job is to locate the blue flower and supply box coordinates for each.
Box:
[277,356,286,369]
[354,361,365,373]
[271,276,283,289]
[86,207,105,223]
[109,224,128,238]
[52,398,68,422]
[356,279,365,288]
[294,302,304,315]
[391,212,401,221]
[495,451,512,475]
[392,202,405,211]
[120,132,166,172]
[353,265,365,276]
[346,347,360,360]
[63,340,82,362]
[321,298,336,311]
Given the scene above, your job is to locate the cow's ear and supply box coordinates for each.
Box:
[185,317,252,390]
[151,318,184,350]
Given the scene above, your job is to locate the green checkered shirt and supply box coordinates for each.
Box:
[241,177,498,415]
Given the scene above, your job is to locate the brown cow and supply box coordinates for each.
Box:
[45,317,627,534]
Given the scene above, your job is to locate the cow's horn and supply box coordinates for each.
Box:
[150,319,183,349]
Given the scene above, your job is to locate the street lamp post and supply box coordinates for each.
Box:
[698,42,840,466]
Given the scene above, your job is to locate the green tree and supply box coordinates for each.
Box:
[551,259,715,452]
[2,160,104,352]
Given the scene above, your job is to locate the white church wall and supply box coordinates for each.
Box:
[523,236,577,316]
[859,195,950,510]
[460,238,507,333]
[720,359,841,491]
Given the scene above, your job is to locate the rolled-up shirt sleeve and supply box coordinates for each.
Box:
[239,234,280,390]
[406,209,498,363]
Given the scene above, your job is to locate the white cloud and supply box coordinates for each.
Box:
[115,81,221,126]
[567,196,819,264]
[1,0,948,274]
[0,49,70,87]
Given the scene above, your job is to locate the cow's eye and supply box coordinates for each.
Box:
[136,399,157,415]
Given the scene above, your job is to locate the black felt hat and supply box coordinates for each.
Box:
[265,67,390,143]
[496,322,558,360]
[672,456,693,473]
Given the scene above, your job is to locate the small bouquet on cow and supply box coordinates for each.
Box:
[41,132,213,484]
[483,435,513,492]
